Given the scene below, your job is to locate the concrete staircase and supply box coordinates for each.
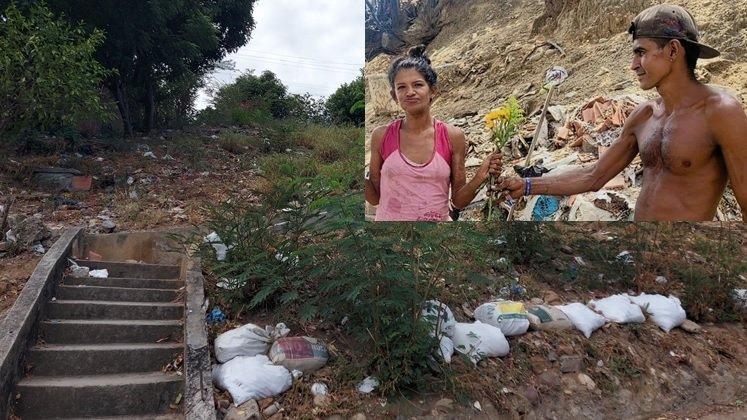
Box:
[15,260,185,419]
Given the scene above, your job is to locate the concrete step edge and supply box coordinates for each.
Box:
[18,371,183,387]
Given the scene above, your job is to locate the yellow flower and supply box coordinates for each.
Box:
[485,107,509,123]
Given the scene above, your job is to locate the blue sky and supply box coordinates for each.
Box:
[196,0,364,109]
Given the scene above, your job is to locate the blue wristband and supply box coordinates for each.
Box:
[524,178,532,196]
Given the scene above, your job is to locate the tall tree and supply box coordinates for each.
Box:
[0,3,111,142]
[326,73,364,126]
[3,0,258,135]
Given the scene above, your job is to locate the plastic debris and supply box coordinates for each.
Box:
[532,195,560,220]
[204,232,231,261]
[143,151,157,159]
[357,376,379,394]
[89,269,109,278]
[311,383,328,396]
[31,244,45,253]
[206,307,226,324]
[616,251,634,264]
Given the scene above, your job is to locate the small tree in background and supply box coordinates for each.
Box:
[0,3,113,143]
[325,72,364,126]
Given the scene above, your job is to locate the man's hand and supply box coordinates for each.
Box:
[496,176,526,199]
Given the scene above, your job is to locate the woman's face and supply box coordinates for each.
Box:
[391,68,434,114]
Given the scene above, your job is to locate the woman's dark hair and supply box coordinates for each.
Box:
[387,44,438,89]
[653,38,699,80]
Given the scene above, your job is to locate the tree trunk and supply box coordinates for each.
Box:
[143,80,155,133]
[110,77,133,137]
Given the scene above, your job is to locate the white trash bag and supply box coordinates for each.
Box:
[588,294,645,324]
[474,300,530,336]
[628,293,686,332]
[212,355,292,406]
[452,321,510,363]
[437,335,454,364]
[555,303,607,338]
[421,300,456,338]
[214,322,290,363]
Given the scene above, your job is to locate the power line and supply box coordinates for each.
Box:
[231,49,363,67]
[230,54,361,74]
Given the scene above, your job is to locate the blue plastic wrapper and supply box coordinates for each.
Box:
[207,307,226,324]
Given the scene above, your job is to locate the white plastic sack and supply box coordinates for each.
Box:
[525,304,573,330]
[269,336,329,373]
[421,300,456,338]
[474,300,530,336]
[589,294,645,324]
[452,321,510,363]
[212,355,292,406]
[437,335,454,364]
[628,293,686,332]
[214,323,290,363]
[89,269,108,278]
[555,303,607,338]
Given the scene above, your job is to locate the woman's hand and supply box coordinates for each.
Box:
[477,152,503,183]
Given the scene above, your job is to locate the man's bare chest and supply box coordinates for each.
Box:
[636,114,717,175]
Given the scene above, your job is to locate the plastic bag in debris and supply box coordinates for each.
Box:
[555,303,606,338]
[204,231,231,261]
[212,355,292,406]
[421,300,456,338]
[357,376,379,394]
[734,289,747,308]
[628,293,686,332]
[452,321,510,363]
[513,163,550,178]
[532,196,560,221]
[588,294,645,324]
[474,300,530,336]
[269,336,329,373]
[214,323,290,363]
[68,259,90,278]
[89,269,108,278]
[525,304,573,330]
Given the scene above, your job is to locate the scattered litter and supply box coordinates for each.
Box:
[204,231,231,261]
[546,66,568,86]
[574,256,587,266]
[291,369,303,380]
[143,151,157,159]
[311,383,328,396]
[31,244,45,254]
[357,376,379,394]
[68,259,90,278]
[473,300,530,336]
[89,269,109,278]
[555,303,606,338]
[616,251,634,264]
[532,195,560,220]
[437,334,455,363]
[473,401,482,411]
[206,307,226,324]
[655,276,668,284]
[269,336,329,373]
[734,289,747,308]
[629,293,686,332]
[214,323,290,363]
[212,355,292,406]
[452,321,510,363]
[216,278,241,290]
[588,294,645,324]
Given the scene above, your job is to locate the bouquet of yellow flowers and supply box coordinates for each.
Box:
[483,96,525,219]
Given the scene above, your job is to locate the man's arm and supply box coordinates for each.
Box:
[365,126,387,205]
[449,125,502,209]
[498,103,649,198]
[708,94,747,219]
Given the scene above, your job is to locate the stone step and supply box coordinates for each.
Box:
[39,319,183,344]
[55,285,181,303]
[15,372,183,418]
[47,300,183,320]
[62,275,183,290]
[27,343,183,376]
[73,260,180,279]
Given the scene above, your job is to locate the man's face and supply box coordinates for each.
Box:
[630,38,672,90]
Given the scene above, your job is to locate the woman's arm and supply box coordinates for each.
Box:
[365,126,387,205]
[449,125,502,209]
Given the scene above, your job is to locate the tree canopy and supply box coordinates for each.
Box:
[326,73,364,126]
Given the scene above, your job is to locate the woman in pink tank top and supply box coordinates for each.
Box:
[365,45,503,221]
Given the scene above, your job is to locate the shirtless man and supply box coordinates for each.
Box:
[498,4,747,221]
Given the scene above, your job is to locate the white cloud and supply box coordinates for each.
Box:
[196,0,363,110]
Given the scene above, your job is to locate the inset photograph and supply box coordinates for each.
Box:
[364,1,747,221]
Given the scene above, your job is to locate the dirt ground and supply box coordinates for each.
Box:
[364,0,747,221]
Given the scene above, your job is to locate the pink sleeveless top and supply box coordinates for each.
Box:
[375,119,452,221]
